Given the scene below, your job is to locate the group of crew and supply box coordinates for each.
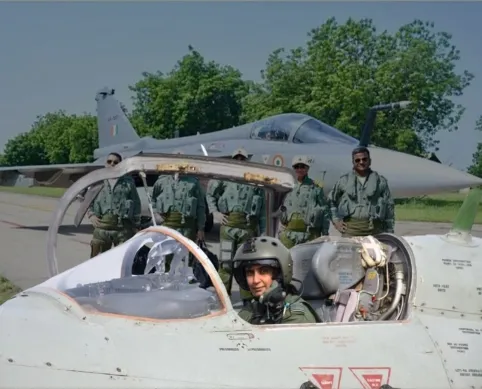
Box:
[86,146,395,325]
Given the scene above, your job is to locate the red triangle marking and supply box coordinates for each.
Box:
[312,374,335,389]
[361,374,383,389]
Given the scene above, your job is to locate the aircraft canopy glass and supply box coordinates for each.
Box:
[49,230,224,320]
[293,118,359,145]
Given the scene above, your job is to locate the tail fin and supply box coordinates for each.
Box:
[95,87,140,149]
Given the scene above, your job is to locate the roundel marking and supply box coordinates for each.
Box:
[272,154,284,167]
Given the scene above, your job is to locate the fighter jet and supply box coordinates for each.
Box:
[0,86,481,199]
[0,154,480,389]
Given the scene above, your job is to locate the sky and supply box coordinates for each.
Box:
[0,1,481,170]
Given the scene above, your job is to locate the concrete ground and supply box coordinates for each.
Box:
[0,191,481,292]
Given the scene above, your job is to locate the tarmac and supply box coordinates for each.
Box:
[0,191,481,291]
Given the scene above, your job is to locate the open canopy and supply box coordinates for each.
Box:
[46,153,297,278]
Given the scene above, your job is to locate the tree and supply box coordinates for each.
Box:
[2,131,48,166]
[243,18,474,155]
[3,112,97,166]
[129,45,250,139]
[467,115,482,178]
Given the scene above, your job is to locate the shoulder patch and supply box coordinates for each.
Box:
[313,179,324,188]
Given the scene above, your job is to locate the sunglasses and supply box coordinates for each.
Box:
[293,164,307,169]
[354,157,368,163]
[107,159,119,165]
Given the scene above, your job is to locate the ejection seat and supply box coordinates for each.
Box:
[290,237,394,323]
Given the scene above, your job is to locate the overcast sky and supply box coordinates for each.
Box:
[0,2,480,170]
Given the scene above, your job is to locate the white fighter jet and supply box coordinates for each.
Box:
[0,153,480,389]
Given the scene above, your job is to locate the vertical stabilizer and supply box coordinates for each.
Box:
[444,186,482,245]
[95,87,140,149]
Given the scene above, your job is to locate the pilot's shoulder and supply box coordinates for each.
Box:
[285,296,315,317]
[237,307,253,323]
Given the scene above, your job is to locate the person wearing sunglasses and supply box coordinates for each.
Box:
[86,152,142,257]
[206,147,266,303]
[277,155,330,249]
[327,146,395,237]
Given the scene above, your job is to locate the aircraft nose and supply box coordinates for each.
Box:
[369,147,482,197]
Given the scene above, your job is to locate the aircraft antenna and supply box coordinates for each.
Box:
[444,186,482,246]
[139,171,157,226]
[359,101,411,147]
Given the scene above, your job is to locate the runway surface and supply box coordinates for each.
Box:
[1,191,481,291]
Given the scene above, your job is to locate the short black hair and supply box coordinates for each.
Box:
[352,146,370,158]
[108,152,122,162]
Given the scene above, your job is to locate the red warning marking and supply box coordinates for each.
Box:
[349,367,391,389]
[299,367,342,389]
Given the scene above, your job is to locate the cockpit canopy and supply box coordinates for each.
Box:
[249,113,358,145]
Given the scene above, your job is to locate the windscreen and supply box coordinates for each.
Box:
[292,118,359,145]
[57,230,223,320]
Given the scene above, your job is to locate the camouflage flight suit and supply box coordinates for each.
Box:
[278,176,330,249]
[152,174,206,268]
[206,180,266,300]
[88,176,141,257]
[327,169,395,237]
[238,293,318,324]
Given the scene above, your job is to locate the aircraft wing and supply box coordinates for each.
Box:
[0,162,104,188]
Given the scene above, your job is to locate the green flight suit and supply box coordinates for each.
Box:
[238,294,318,324]
[206,179,266,300]
[88,176,141,257]
[152,175,206,269]
[327,169,395,237]
[278,176,330,249]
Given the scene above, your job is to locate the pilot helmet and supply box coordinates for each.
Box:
[232,147,248,160]
[292,155,311,168]
[232,237,293,291]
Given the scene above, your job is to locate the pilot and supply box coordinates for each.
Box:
[151,172,206,269]
[277,155,330,248]
[206,147,266,303]
[327,146,395,237]
[87,152,141,257]
[232,236,319,324]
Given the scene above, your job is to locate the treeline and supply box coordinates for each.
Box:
[1,18,481,176]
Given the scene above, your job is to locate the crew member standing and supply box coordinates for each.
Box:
[278,155,330,248]
[206,147,266,301]
[87,152,141,257]
[327,146,395,237]
[151,173,206,242]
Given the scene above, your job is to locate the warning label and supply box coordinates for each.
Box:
[313,374,335,389]
[299,367,342,389]
[349,367,391,389]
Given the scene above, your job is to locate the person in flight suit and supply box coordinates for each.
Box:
[206,147,266,302]
[327,146,395,237]
[232,236,319,324]
[277,155,330,249]
[87,152,141,258]
[151,173,206,242]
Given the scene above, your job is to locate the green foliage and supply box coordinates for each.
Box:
[129,45,250,139]
[1,18,475,166]
[467,116,482,178]
[2,111,97,166]
[242,18,473,155]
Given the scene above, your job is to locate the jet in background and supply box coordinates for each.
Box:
[1,86,481,199]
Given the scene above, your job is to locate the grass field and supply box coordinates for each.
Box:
[0,276,21,305]
[0,185,480,223]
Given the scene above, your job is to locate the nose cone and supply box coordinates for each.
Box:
[369,147,482,197]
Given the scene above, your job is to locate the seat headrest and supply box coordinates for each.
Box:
[290,239,367,300]
[311,241,366,297]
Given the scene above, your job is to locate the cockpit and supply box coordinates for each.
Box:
[37,153,413,324]
[249,113,358,145]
